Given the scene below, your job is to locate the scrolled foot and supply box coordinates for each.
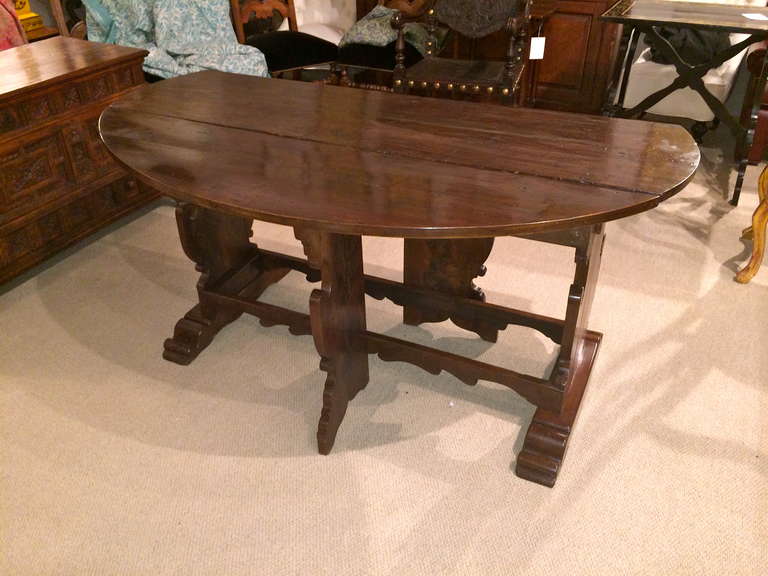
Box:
[317,360,345,455]
[515,419,569,487]
[515,331,601,487]
[163,304,240,365]
[736,187,768,283]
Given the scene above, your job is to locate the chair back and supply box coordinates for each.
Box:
[47,0,87,39]
[231,0,298,44]
[381,0,431,19]
[433,0,521,39]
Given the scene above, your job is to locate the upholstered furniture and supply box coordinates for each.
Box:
[0,0,26,49]
[335,0,430,88]
[738,39,768,165]
[0,37,157,284]
[230,0,338,74]
[736,164,768,283]
[356,0,620,113]
[289,0,355,45]
[393,0,532,103]
[336,0,552,100]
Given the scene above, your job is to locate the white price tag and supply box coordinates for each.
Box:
[743,13,768,20]
[530,37,546,60]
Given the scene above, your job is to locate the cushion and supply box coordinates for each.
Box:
[300,23,344,45]
[246,30,338,72]
[337,40,423,71]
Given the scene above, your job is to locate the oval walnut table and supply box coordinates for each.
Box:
[99,71,699,487]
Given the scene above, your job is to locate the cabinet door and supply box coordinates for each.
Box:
[530,0,619,113]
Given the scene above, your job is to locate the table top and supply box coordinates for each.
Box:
[99,70,699,238]
[602,0,768,33]
[0,37,147,101]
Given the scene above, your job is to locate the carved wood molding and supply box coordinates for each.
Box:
[0,63,144,136]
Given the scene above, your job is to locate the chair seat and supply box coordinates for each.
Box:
[247,30,338,73]
[337,41,423,71]
[406,57,506,86]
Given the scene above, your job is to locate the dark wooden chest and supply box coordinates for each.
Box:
[0,37,157,284]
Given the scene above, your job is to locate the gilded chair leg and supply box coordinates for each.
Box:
[742,165,768,238]
[736,166,768,283]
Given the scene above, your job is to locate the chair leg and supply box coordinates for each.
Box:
[339,66,352,87]
[690,121,708,143]
[736,165,768,283]
[732,158,748,206]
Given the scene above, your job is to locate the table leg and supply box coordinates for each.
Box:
[163,203,288,365]
[736,166,768,283]
[403,238,498,342]
[516,224,604,486]
[310,232,370,454]
[605,25,640,116]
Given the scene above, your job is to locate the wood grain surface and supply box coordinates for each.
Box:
[0,37,147,100]
[100,70,699,238]
[602,0,768,34]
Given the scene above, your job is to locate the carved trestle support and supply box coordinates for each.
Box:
[309,233,370,454]
[515,224,605,486]
[165,211,605,486]
[163,203,289,365]
[403,238,498,341]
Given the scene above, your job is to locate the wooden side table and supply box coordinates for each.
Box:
[601,0,768,206]
[0,37,157,284]
[736,165,768,283]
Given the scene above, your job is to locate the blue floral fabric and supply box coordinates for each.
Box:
[84,0,269,79]
[339,5,433,56]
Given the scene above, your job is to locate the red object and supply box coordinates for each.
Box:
[0,0,26,50]
[740,40,768,164]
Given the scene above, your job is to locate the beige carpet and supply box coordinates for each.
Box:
[1,149,766,575]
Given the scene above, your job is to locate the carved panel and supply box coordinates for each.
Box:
[0,176,157,282]
[64,124,95,180]
[0,108,20,134]
[113,65,135,91]
[62,85,83,110]
[62,111,118,184]
[88,75,113,100]
[0,41,152,284]
[0,134,69,225]
[536,12,591,90]
[22,96,56,123]
[0,65,144,137]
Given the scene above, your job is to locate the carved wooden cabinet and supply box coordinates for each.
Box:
[528,0,620,113]
[0,37,157,284]
[355,0,620,114]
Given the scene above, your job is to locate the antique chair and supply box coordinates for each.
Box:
[736,164,768,283]
[734,39,768,205]
[229,0,338,76]
[393,0,532,103]
[333,0,431,88]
